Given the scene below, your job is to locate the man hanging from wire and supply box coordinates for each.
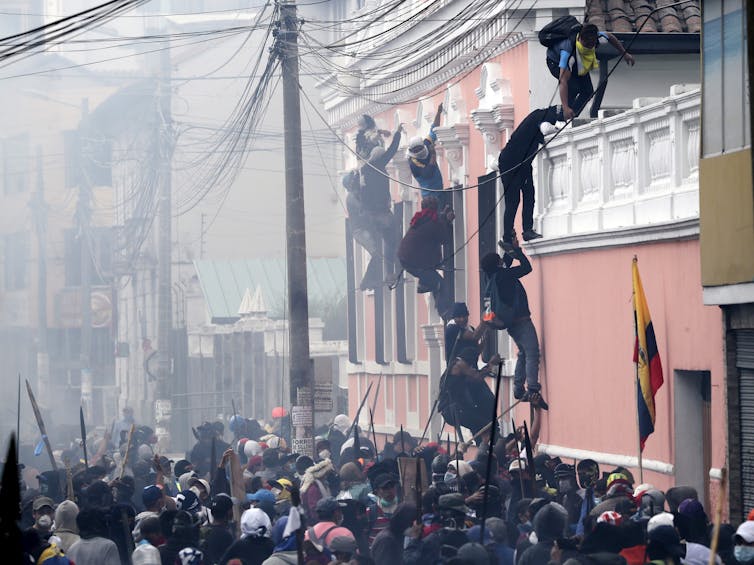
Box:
[498,106,558,250]
[542,19,635,121]
[397,195,454,319]
[407,104,444,198]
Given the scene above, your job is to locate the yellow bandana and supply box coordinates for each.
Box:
[575,38,599,76]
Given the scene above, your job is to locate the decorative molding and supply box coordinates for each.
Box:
[525,218,699,257]
[434,124,470,171]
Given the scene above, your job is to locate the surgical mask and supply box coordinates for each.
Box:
[735,546,754,564]
[190,486,202,498]
[36,515,52,529]
[444,472,457,484]
[318,450,331,461]
[378,497,396,510]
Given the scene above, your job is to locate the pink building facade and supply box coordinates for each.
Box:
[318,1,718,508]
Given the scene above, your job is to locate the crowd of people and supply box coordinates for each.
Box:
[6,403,753,565]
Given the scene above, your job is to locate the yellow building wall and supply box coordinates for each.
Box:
[700,149,754,285]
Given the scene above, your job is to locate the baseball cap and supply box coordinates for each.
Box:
[315,497,346,516]
[32,496,55,512]
[142,485,163,508]
[735,520,754,544]
[647,512,675,533]
[597,510,623,526]
[210,493,233,517]
[247,489,276,505]
[439,493,471,514]
[330,535,357,554]
[175,490,201,514]
[647,525,686,558]
[451,302,469,317]
[373,473,398,489]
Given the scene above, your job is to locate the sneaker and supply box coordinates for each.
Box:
[522,229,542,242]
[498,239,515,255]
[522,391,549,411]
[513,388,526,401]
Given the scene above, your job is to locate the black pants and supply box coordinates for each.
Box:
[547,58,596,119]
[501,167,534,243]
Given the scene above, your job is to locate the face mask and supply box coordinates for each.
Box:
[318,450,331,461]
[36,515,52,529]
[735,546,754,564]
[444,472,457,484]
[190,486,202,498]
[378,497,397,510]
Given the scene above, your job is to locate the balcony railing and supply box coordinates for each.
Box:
[533,84,700,252]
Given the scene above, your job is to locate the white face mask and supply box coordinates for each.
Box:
[36,515,52,529]
[735,546,754,564]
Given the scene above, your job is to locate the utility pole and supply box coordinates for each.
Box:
[278,0,314,457]
[200,213,206,259]
[155,43,174,452]
[78,98,94,421]
[32,146,49,410]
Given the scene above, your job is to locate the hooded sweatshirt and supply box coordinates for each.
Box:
[498,107,557,174]
[53,500,80,552]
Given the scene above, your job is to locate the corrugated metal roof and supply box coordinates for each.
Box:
[194,258,347,323]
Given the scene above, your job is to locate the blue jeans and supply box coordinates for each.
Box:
[507,317,541,394]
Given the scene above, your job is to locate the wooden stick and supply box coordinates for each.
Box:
[708,467,727,565]
[119,424,135,480]
[25,380,58,473]
[64,457,74,502]
[460,400,523,450]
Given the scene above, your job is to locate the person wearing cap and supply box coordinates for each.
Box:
[31,496,57,541]
[407,103,444,198]
[646,524,686,565]
[218,507,274,565]
[330,535,359,564]
[404,493,471,564]
[397,195,455,318]
[300,458,337,520]
[200,494,234,565]
[553,463,582,533]
[248,488,277,522]
[303,497,354,559]
[734,521,754,565]
[131,514,162,565]
[367,472,401,544]
[675,498,721,565]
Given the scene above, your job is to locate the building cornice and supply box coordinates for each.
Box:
[525,217,699,257]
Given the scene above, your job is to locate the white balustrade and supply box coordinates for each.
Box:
[534,85,700,249]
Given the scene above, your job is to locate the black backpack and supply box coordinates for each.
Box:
[482,270,518,330]
[538,15,582,48]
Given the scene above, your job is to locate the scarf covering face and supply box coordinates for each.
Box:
[240,508,272,539]
[575,38,598,76]
[409,207,438,228]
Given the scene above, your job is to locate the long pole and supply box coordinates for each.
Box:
[156,41,173,451]
[480,362,503,545]
[33,146,50,410]
[632,256,644,483]
[78,98,93,421]
[280,0,314,457]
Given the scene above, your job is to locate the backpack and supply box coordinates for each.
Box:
[482,270,518,330]
[538,15,582,48]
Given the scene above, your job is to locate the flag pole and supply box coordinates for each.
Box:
[632,256,644,484]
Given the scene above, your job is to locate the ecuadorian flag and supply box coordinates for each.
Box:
[632,258,664,451]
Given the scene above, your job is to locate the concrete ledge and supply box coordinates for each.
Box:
[538,443,674,475]
[526,218,699,257]
[703,282,754,306]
